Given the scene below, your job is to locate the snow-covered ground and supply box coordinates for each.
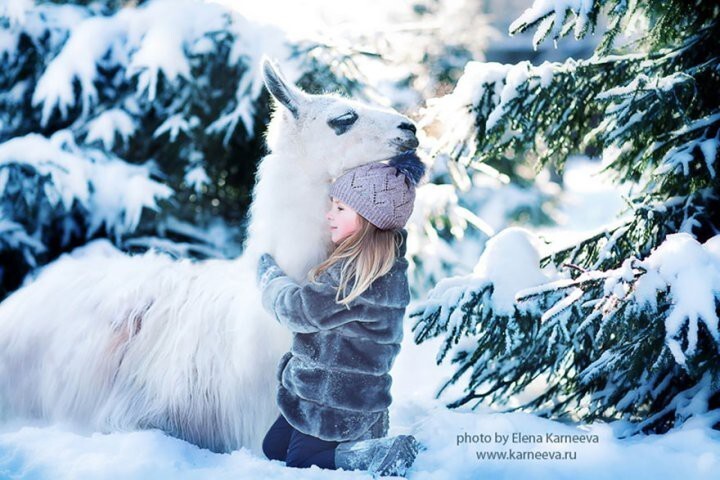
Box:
[2,393,719,479]
[1,157,719,478]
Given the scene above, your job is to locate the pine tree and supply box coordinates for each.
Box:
[411,0,720,435]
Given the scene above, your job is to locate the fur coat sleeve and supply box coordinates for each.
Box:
[259,260,356,334]
[258,230,411,333]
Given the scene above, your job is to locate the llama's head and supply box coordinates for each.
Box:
[261,57,419,179]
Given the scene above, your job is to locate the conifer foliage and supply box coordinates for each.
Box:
[411,0,720,434]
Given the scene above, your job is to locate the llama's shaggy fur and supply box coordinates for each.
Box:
[0,57,418,454]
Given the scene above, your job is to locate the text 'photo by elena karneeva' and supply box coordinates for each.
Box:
[0,0,718,479]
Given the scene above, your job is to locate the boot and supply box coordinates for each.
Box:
[334,434,424,478]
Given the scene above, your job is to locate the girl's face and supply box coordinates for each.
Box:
[326,197,361,244]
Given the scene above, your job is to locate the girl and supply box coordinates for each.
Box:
[256,153,426,477]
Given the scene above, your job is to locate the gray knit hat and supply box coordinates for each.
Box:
[330,152,426,231]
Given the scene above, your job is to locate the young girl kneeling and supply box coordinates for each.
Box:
[256,154,425,477]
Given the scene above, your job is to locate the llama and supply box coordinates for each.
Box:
[0,57,419,454]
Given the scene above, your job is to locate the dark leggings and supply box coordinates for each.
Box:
[262,414,340,469]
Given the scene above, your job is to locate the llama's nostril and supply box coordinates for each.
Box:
[398,122,416,134]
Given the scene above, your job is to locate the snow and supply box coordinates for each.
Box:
[184,165,210,194]
[633,233,720,365]
[2,397,719,479]
[154,114,201,143]
[32,14,123,125]
[535,60,555,88]
[472,227,552,316]
[14,0,291,142]
[437,60,512,113]
[540,286,583,323]
[415,274,488,330]
[0,0,32,28]
[121,0,230,102]
[487,63,530,130]
[654,131,719,179]
[596,72,693,100]
[509,0,595,47]
[409,227,557,336]
[699,138,717,178]
[0,131,173,240]
[1,0,88,62]
[0,133,91,209]
[671,112,720,137]
[423,58,564,163]
[85,109,138,151]
[87,158,173,237]
[0,26,17,58]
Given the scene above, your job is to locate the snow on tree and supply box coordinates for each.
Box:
[411,58,563,299]
[411,0,720,435]
[0,0,414,297]
[0,131,172,260]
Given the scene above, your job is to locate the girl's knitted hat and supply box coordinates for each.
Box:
[330,151,426,230]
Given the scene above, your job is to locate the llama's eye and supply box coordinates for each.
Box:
[327,111,358,135]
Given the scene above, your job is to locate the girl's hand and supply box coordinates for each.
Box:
[257,253,285,290]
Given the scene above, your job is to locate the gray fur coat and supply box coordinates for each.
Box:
[259,229,410,442]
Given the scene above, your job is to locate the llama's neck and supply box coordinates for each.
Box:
[241,153,332,283]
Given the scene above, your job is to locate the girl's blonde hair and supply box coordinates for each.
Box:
[308,216,403,306]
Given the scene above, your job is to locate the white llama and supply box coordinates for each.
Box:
[0,57,419,454]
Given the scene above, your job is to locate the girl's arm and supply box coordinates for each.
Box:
[256,253,358,333]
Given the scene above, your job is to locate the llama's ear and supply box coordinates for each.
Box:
[261,56,303,120]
